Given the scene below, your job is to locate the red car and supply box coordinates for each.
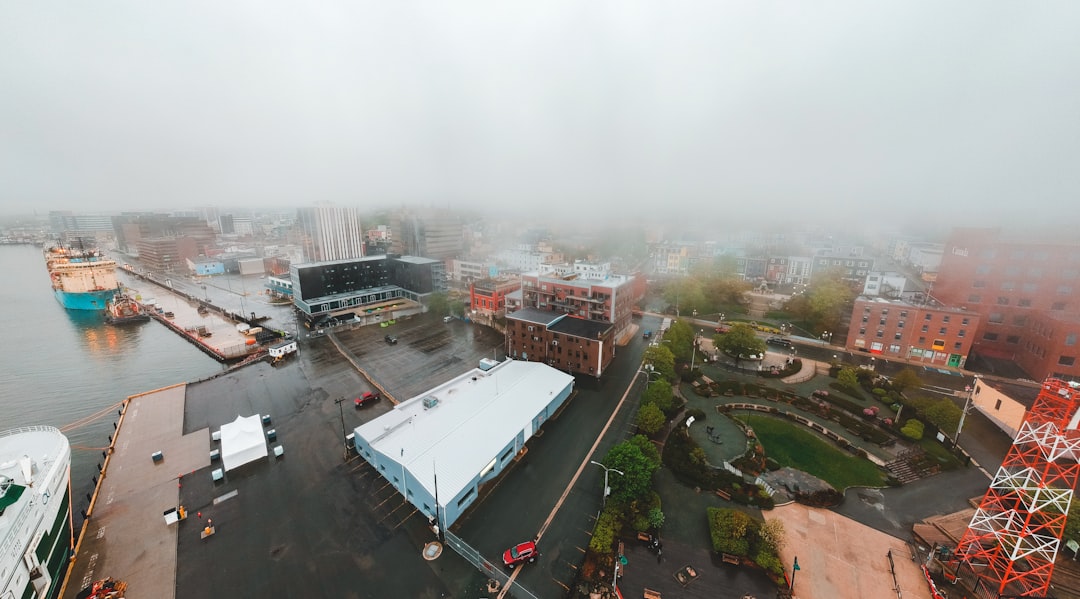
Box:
[354,391,380,408]
[502,541,537,569]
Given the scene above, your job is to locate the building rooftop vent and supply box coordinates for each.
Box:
[422,396,439,409]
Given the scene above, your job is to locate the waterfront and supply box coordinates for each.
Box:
[0,244,223,511]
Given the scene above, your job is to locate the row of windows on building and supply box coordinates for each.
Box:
[966,294,1069,311]
[863,307,971,324]
[973,264,1080,278]
[969,249,1080,262]
[970,280,1073,294]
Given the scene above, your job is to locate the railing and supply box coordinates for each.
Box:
[443,530,542,599]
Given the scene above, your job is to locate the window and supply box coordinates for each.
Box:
[1006,335,1020,344]
[939,327,948,335]
[1064,270,1079,280]
[1053,301,1067,311]
[975,264,991,275]
[997,297,1009,305]
[1059,285,1073,295]
[943,315,950,323]
[925,314,933,321]
[988,313,1004,324]
[983,332,999,341]
[958,329,966,337]
[1067,333,1077,347]
[968,294,982,303]
[879,318,887,326]
[973,280,986,288]
[1059,356,1077,367]
[1019,299,1032,307]
[859,327,866,335]
[961,318,970,325]
[900,310,908,318]
[1012,315,1027,327]
[898,321,905,328]
[1022,282,1038,293]
[881,309,889,315]
[894,332,902,340]
[918,336,926,344]
[876,330,884,338]
[953,342,962,351]
[921,325,929,333]
[1001,281,1016,291]
[932,339,946,350]
[862,315,869,323]
[889,344,901,353]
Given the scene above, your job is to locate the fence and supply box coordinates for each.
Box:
[443,530,542,599]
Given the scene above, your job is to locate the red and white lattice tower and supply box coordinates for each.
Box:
[948,378,1080,597]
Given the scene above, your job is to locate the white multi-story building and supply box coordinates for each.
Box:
[296,202,365,262]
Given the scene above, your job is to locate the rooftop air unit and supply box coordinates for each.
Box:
[422,396,439,409]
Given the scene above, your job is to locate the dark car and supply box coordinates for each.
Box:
[354,391,380,408]
[384,334,398,345]
[642,330,653,339]
[766,337,793,348]
[502,541,538,569]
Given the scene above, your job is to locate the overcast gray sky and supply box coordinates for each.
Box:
[2,1,1078,227]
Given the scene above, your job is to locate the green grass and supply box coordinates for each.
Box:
[918,438,964,471]
[739,414,887,491]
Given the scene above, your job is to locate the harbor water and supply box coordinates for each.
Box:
[0,244,224,511]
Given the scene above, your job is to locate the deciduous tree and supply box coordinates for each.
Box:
[716,323,766,362]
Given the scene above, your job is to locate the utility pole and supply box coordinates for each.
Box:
[334,397,349,461]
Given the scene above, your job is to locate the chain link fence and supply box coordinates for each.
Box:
[443,530,542,599]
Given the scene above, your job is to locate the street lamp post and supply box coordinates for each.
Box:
[820,331,832,346]
[590,460,625,508]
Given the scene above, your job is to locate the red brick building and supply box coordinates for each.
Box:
[505,307,615,377]
[469,277,520,319]
[519,263,645,342]
[933,228,1080,381]
[844,297,981,368]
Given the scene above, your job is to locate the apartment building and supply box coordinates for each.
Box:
[844,296,981,368]
[505,307,615,377]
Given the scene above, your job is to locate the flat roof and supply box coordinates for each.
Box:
[507,307,564,326]
[394,255,441,265]
[355,360,574,499]
[550,316,613,339]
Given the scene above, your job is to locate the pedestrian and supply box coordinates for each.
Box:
[197,511,202,519]
[657,547,662,564]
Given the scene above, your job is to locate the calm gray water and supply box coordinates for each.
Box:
[0,244,224,509]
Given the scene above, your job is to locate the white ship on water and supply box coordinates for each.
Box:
[0,426,73,599]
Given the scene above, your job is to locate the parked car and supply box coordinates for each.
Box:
[766,337,793,348]
[443,315,454,323]
[384,334,398,345]
[715,325,730,334]
[354,391,380,408]
[502,541,538,569]
[642,330,652,339]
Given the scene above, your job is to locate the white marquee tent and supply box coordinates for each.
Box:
[220,414,267,471]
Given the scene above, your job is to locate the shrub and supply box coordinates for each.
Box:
[588,507,623,553]
[900,419,925,441]
[636,402,665,435]
[872,388,887,398]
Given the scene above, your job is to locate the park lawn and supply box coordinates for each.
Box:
[740,414,887,490]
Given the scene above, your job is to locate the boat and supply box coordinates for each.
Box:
[104,289,150,326]
[0,426,73,599]
[44,246,118,311]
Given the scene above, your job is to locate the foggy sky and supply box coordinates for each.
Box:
[2,1,1078,227]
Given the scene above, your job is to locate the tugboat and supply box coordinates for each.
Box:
[104,288,150,325]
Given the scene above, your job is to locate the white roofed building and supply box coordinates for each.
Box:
[352,360,575,530]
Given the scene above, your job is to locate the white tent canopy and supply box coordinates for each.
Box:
[220,414,267,471]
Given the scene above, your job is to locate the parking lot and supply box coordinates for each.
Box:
[330,313,507,402]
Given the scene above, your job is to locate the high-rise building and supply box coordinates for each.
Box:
[296,203,365,262]
[391,212,464,260]
[934,227,1080,381]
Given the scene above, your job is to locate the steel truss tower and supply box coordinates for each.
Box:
[947,378,1080,597]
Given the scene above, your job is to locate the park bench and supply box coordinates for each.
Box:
[715,489,731,500]
[643,589,662,599]
[722,553,740,565]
